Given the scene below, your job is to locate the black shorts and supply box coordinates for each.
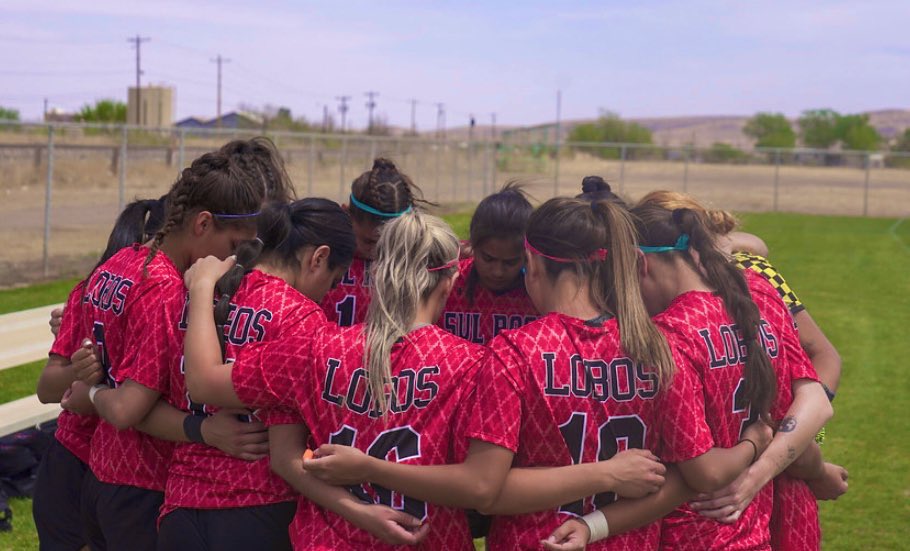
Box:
[33,437,105,551]
[81,470,163,551]
[157,501,296,551]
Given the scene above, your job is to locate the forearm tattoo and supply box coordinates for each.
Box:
[778,416,797,433]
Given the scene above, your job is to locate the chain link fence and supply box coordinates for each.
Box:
[1,121,908,285]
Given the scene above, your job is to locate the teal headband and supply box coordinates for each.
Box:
[349,194,412,218]
[639,234,690,253]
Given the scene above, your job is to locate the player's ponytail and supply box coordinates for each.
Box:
[526,198,675,386]
[592,200,675,386]
[365,211,459,416]
[89,196,165,280]
[633,201,777,420]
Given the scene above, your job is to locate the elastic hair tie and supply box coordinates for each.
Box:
[428,258,459,272]
[525,237,607,263]
[213,211,261,219]
[639,234,690,254]
[349,194,412,218]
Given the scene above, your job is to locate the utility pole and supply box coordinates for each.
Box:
[336,96,350,132]
[409,99,417,135]
[364,91,378,134]
[490,112,497,141]
[322,105,329,133]
[43,98,48,121]
[210,54,231,129]
[128,35,150,126]
[435,103,445,140]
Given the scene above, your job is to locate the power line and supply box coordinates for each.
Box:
[0,69,130,77]
[211,54,231,128]
[127,35,151,125]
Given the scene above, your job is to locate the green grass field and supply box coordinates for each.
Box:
[1,212,907,550]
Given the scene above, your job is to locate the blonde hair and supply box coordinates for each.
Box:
[637,190,738,235]
[364,211,460,415]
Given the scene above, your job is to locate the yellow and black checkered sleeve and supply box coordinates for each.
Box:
[732,252,805,315]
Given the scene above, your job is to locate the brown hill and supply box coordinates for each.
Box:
[435,109,910,148]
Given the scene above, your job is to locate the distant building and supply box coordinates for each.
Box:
[44,108,76,123]
[174,111,263,130]
[173,116,207,129]
[128,86,174,127]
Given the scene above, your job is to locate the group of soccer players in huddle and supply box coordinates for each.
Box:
[34,137,848,550]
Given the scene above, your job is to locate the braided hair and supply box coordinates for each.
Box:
[349,158,430,223]
[144,151,265,271]
[218,137,296,203]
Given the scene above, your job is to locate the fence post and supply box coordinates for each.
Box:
[307,136,315,197]
[863,153,871,217]
[682,145,690,193]
[434,141,441,202]
[178,128,185,171]
[451,142,458,203]
[619,145,627,194]
[339,135,348,202]
[118,125,127,212]
[43,126,55,277]
[491,141,498,193]
[481,140,490,198]
[773,149,781,212]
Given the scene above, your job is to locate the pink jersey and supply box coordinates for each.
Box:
[48,282,98,465]
[656,272,818,550]
[465,312,714,551]
[770,474,820,550]
[79,245,179,491]
[437,258,538,344]
[320,256,371,326]
[231,324,484,551]
[161,270,325,516]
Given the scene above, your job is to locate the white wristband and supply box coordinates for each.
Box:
[581,509,610,543]
[88,384,106,405]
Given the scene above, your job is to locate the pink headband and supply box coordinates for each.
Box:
[427,258,459,272]
[524,237,608,263]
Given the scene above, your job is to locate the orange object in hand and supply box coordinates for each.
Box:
[302,449,314,461]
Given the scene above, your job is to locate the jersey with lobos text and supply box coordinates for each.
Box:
[231,324,484,550]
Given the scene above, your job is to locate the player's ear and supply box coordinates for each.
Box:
[192,211,214,236]
[638,252,650,279]
[310,245,331,271]
[524,252,543,281]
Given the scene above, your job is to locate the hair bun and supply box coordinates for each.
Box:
[582,176,611,194]
[372,157,397,172]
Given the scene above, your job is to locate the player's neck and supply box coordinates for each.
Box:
[542,274,601,320]
[413,299,439,329]
[670,259,714,298]
[256,262,294,285]
[157,238,189,273]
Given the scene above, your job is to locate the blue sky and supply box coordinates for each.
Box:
[1,0,907,128]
